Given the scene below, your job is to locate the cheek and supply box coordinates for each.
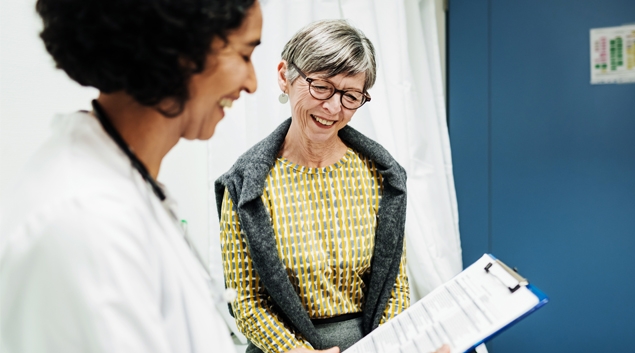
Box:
[201,60,240,97]
[340,111,356,124]
[291,91,317,113]
[216,64,240,87]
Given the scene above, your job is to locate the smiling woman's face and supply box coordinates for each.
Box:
[282,64,366,145]
[180,0,262,140]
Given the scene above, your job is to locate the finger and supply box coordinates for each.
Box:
[318,347,340,353]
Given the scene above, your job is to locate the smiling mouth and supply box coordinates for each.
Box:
[311,114,335,126]
[219,98,233,109]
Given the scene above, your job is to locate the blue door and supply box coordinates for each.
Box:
[449,0,635,351]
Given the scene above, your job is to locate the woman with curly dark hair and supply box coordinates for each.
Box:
[0,1,337,353]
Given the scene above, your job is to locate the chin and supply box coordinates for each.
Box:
[200,127,217,140]
[196,115,222,140]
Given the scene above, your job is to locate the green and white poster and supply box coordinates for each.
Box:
[590,24,635,84]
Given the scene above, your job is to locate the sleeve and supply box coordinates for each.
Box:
[379,238,410,324]
[219,189,312,353]
[0,198,172,353]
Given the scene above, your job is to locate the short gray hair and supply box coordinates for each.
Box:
[281,19,376,91]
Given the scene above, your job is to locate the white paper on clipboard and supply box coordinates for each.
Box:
[344,254,548,353]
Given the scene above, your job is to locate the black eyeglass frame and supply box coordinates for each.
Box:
[289,62,371,110]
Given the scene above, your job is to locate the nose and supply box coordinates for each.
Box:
[322,92,342,114]
[243,62,258,94]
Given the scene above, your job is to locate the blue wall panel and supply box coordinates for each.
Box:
[448,0,491,267]
[450,0,635,351]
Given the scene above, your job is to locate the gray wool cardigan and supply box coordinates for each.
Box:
[214,118,408,350]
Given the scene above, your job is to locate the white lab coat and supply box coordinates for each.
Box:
[0,112,235,353]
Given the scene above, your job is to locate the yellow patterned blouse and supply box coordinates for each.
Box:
[220,148,409,353]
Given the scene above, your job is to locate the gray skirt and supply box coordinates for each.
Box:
[246,317,364,353]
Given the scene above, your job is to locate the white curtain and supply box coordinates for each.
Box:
[207,0,462,342]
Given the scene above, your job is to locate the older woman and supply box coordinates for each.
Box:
[216,20,413,353]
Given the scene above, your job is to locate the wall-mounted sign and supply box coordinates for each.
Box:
[590,24,635,84]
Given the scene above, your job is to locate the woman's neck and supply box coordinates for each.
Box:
[279,121,348,168]
[96,93,183,179]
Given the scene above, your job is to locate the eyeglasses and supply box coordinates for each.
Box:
[290,63,371,110]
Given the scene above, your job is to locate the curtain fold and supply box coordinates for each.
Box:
[207,0,462,341]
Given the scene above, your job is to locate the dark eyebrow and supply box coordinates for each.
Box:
[247,39,261,47]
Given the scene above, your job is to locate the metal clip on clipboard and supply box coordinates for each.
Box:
[484,259,529,293]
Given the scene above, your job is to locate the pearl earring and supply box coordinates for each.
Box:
[278,93,289,104]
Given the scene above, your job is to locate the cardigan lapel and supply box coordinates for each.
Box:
[216,119,326,348]
[338,127,408,333]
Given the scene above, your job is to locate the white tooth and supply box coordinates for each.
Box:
[219,98,233,109]
[315,116,334,126]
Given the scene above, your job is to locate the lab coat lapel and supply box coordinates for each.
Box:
[146,186,214,309]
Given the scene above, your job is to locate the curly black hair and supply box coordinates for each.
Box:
[36,0,256,116]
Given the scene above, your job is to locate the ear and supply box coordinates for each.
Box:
[277,60,288,93]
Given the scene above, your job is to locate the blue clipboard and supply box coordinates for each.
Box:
[463,254,549,353]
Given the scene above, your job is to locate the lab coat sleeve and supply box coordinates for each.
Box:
[380,238,411,324]
[219,189,312,353]
[0,197,172,353]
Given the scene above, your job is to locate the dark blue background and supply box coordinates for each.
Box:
[449,0,635,351]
